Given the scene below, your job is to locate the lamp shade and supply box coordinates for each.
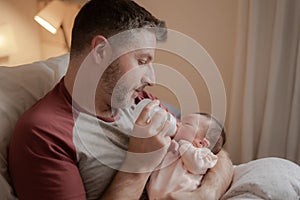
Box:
[0,24,17,57]
[34,0,66,34]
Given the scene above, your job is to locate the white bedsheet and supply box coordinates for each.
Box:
[222,157,300,200]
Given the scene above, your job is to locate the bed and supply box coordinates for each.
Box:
[1,54,299,199]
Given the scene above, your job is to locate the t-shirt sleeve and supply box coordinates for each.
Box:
[9,119,86,200]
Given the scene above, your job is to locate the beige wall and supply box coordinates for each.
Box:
[37,1,80,59]
[136,0,238,124]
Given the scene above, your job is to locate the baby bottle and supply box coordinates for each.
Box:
[133,99,177,137]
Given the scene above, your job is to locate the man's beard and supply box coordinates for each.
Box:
[111,84,133,108]
[101,61,134,109]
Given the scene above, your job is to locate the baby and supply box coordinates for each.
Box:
[147,112,226,200]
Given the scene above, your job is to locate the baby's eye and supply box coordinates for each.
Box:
[183,122,194,128]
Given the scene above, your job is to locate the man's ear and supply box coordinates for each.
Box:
[90,35,111,64]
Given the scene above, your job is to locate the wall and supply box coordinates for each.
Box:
[135,0,238,124]
[37,1,80,59]
[0,0,41,66]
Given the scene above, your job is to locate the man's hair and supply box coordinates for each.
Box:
[198,112,226,154]
[70,0,166,58]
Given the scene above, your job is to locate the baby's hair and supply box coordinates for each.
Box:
[197,112,226,154]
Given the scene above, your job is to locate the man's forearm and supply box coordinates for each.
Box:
[198,149,233,199]
[101,171,150,200]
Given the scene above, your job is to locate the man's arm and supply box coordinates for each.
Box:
[102,100,172,199]
[196,149,233,199]
[101,171,150,200]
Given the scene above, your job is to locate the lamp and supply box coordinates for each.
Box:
[34,0,69,50]
[0,24,17,57]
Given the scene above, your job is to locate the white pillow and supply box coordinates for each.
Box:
[0,54,69,199]
[221,157,300,200]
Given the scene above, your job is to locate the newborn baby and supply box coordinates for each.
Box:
[147,112,226,200]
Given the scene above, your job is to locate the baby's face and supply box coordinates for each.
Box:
[176,114,211,147]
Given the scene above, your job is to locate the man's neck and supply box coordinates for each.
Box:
[64,65,115,119]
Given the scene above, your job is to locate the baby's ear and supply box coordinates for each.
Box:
[200,138,210,148]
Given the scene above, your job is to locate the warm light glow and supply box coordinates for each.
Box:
[34,16,57,34]
[0,24,17,57]
[0,35,5,46]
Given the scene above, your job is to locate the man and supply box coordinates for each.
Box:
[9,0,233,199]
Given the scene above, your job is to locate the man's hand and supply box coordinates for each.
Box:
[159,189,217,200]
[121,100,172,173]
[102,100,173,200]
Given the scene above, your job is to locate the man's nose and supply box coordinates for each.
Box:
[142,64,156,86]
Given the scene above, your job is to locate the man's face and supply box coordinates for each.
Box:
[101,31,157,108]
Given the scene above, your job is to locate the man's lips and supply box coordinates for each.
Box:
[135,89,143,93]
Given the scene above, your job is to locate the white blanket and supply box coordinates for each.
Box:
[222,157,300,200]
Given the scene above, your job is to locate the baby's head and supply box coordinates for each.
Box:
[174,112,226,154]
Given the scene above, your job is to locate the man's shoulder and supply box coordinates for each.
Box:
[15,83,74,137]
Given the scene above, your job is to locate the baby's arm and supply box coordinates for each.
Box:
[178,140,218,174]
